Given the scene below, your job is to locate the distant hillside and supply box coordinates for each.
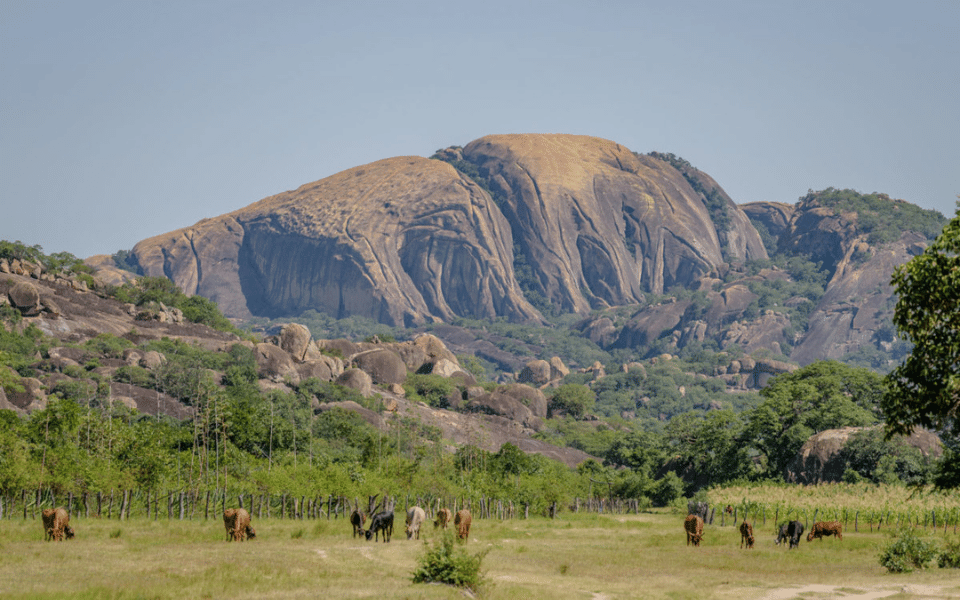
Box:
[98,136,945,371]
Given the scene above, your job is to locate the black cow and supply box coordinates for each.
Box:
[776,520,804,549]
[365,509,394,543]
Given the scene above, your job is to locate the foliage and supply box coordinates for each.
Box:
[548,384,595,419]
[411,530,487,591]
[107,276,240,334]
[404,373,456,409]
[747,360,883,478]
[878,528,938,573]
[651,470,684,507]
[884,209,960,446]
[805,188,945,245]
[938,538,960,568]
[664,410,752,493]
[839,427,935,486]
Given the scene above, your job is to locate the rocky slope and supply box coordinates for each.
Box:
[0,267,592,467]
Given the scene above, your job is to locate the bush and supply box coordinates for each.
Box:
[411,531,487,592]
[938,538,960,569]
[404,373,456,408]
[878,529,938,573]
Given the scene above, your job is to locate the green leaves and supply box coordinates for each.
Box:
[884,211,960,441]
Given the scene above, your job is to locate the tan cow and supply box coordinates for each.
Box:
[454,509,472,542]
[684,514,704,546]
[42,507,74,542]
[807,521,843,542]
[406,506,426,540]
[223,508,256,542]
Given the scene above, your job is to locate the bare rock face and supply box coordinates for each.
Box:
[132,156,538,326]
[467,384,545,430]
[791,231,926,365]
[741,201,795,240]
[127,134,765,325]
[462,135,765,312]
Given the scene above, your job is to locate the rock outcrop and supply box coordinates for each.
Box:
[126,134,765,324]
[786,426,943,484]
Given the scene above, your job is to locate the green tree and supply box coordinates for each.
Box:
[884,207,960,443]
[549,384,595,419]
[746,360,882,478]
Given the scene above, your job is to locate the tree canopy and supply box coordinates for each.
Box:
[883,207,960,440]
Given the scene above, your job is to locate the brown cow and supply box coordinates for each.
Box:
[739,521,755,549]
[223,508,256,542]
[434,507,452,529]
[454,509,472,542]
[42,507,73,542]
[684,514,704,547]
[350,508,366,538]
[807,521,843,542]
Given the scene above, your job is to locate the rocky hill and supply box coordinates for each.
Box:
[0,265,592,467]
[96,135,946,369]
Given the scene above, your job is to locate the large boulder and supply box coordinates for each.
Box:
[295,355,344,382]
[336,368,373,397]
[517,360,551,386]
[255,343,300,383]
[786,426,943,484]
[352,348,407,385]
[278,323,314,362]
[8,281,41,316]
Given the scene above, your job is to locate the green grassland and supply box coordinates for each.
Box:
[2,509,959,599]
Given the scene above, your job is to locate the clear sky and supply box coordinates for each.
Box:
[2,0,958,259]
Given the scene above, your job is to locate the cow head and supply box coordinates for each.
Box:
[64,526,75,540]
[246,525,256,540]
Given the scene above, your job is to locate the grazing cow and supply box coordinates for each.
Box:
[42,507,73,542]
[406,506,426,540]
[776,520,804,549]
[807,521,843,542]
[454,509,472,542]
[223,508,256,542]
[684,514,704,547]
[739,521,755,549]
[434,507,452,529]
[366,508,394,542]
[350,508,366,538]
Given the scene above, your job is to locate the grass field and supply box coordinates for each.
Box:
[2,509,960,599]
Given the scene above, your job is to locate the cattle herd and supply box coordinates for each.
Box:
[35,497,840,552]
[685,508,844,550]
[38,495,471,546]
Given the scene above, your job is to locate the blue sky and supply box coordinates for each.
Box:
[2,0,958,259]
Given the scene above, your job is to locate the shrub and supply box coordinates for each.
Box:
[878,529,938,573]
[411,531,487,592]
[938,538,960,569]
[113,365,154,388]
[404,373,455,409]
